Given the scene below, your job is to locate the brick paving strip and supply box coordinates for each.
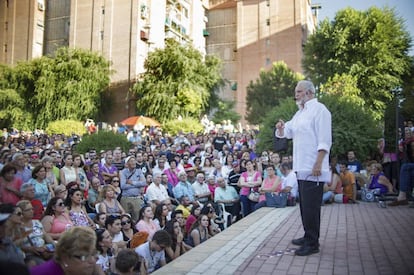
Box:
[153,203,414,275]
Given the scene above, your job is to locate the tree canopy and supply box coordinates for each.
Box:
[246,61,303,125]
[0,48,111,129]
[133,39,223,123]
[303,7,412,120]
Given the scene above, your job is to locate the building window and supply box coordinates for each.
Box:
[4,44,7,53]
[265,58,271,66]
[266,19,270,26]
[5,22,8,31]
[266,38,270,46]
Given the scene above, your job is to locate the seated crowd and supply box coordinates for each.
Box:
[0,123,413,274]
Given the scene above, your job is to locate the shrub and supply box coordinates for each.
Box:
[162,118,203,136]
[46,120,86,136]
[74,131,132,154]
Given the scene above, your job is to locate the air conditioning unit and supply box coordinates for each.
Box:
[140,30,149,41]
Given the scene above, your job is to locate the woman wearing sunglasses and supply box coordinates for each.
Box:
[41,197,73,240]
[120,214,136,246]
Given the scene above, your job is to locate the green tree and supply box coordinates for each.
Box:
[211,100,241,124]
[246,61,303,125]
[162,117,203,136]
[74,131,132,154]
[46,119,87,136]
[0,65,29,129]
[303,7,412,120]
[133,39,223,123]
[12,47,111,129]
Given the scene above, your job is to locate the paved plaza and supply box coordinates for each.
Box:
[154,202,414,275]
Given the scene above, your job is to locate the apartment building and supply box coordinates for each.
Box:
[0,0,209,122]
[0,0,46,64]
[206,0,316,121]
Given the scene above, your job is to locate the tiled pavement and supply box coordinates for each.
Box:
[153,202,414,275]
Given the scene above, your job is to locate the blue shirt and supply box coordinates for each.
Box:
[120,168,146,197]
[173,181,195,201]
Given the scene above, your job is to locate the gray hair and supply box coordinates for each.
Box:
[12,152,23,161]
[152,171,162,178]
[178,171,187,177]
[297,80,315,94]
[20,182,34,193]
[41,156,54,164]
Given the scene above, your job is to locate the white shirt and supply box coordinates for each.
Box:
[276,98,332,182]
[281,170,298,198]
[192,181,211,202]
[145,183,169,202]
[135,241,165,273]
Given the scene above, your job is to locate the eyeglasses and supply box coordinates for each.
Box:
[121,220,131,226]
[56,202,65,207]
[112,180,119,183]
[14,212,23,216]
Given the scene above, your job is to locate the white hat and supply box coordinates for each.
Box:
[124,156,136,164]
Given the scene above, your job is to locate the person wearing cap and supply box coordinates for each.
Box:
[185,166,196,184]
[120,156,146,222]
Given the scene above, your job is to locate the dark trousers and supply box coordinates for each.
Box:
[240,195,257,217]
[298,180,324,247]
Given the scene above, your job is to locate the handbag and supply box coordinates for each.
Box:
[248,188,260,202]
[265,192,288,208]
[361,188,381,202]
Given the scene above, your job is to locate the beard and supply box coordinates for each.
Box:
[296,94,312,110]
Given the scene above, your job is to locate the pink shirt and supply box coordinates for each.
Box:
[135,220,160,240]
[259,176,281,202]
[240,171,261,196]
[0,177,23,205]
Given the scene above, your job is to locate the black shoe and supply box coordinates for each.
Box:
[294,245,319,256]
[291,237,306,246]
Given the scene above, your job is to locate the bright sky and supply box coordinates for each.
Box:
[314,0,414,55]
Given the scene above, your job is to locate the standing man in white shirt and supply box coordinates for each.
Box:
[275,80,332,256]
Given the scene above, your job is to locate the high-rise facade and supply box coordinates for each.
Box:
[206,0,316,121]
[0,0,46,64]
